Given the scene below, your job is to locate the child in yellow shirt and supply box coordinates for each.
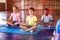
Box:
[20,7,37,32]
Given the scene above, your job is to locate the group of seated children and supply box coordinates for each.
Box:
[2,5,53,32]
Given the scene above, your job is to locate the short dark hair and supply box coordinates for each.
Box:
[13,5,18,9]
[44,8,49,11]
[29,7,34,11]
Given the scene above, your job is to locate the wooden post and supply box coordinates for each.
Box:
[21,0,24,23]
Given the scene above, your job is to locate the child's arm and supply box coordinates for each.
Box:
[41,15,44,21]
[7,15,12,21]
[2,15,12,21]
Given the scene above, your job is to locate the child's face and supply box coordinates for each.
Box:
[13,7,17,13]
[44,10,49,15]
[29,9,34,15]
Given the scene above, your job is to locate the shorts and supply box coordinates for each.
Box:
[12,21,20,26]
[8,21,20,27]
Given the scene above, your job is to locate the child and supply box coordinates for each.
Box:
[41,8,53,27]
[3,5,21,26]
[20,7,37,32]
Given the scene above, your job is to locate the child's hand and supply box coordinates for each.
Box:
[2,18,6,20]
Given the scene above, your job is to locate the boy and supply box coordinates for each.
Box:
[41,8,53,27]
[20,7,37,32]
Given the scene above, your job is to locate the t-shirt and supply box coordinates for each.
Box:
[11,12,20,21]
[56,19,60,33]
[41,14,53,23]
[26,15,37,26]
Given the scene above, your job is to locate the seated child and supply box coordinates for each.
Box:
[2,5,21,27]
[20,7,37,32]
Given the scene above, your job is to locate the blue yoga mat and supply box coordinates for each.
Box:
[0,24,55,34]
[0,27,39,34]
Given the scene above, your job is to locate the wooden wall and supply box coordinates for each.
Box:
[0,3,5,11]
[6,0,60,26]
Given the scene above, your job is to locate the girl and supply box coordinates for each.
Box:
[3,5,21,26]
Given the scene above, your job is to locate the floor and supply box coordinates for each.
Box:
[0,29,54,40]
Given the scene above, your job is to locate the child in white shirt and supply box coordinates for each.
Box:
[41,8,53,27]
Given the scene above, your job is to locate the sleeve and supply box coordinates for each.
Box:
[33,16,37,23]
[49,15,53,20]
[35,16,37,22]
[41,15,43,21]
